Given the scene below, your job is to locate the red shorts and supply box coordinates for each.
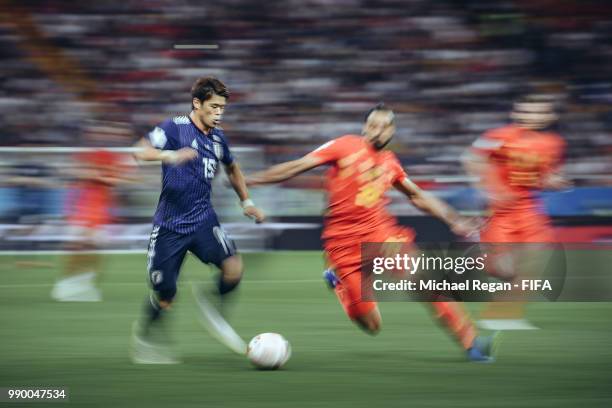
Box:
[325,226,415,319]
[481,211,554,243]
[480,211,555,280]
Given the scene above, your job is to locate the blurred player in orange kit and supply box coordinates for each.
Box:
[465,95,570,329]
[51,122,133,301]
[248,104,497,362]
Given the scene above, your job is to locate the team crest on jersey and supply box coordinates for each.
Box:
[150,270,163,285]
[191,139,199,150]
[148,127,167,149]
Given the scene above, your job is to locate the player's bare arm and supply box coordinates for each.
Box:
[69,162,123,186]
[393,177,477,236]
[92,174,125,186]
[133,136,198,165]
[246,155,323,186]
[90,165,137,186]
[95,169,140,186]
[225,161,265,223]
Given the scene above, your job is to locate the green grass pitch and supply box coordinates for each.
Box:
[1,251,611,407]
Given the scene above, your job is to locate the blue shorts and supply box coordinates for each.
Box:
[146,217,237,300]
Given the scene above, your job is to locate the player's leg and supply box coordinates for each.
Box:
[345,294,382,335]
[53,185,108,301]
[218,254,242,309]
[333,267,496,359]
[335,270,382,335]
[188,221,247,354]
[325,240,383,336]
[379,231,496,361]
[323,264,381,334]
[354,305,382,334]
[323,237,384,334]
[63,226,103,275]
[51,225,103,302]
[478,215,538,330]
[141,225,187,334]
[398,246,494,359]
[480,216,517,279]
[426,301,498,362]
[429,301,476,348]
[132,225,188,364]
[190,221,242,311]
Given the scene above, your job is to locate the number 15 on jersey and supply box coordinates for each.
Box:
[203,157,217,179]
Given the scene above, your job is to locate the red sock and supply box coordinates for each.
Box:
[430,302,477,350]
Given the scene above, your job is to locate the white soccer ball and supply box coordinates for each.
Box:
[247,333,291,369]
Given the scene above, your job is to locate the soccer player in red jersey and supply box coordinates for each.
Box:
[466,95,570,329]
[52,126,133,302]
[248,104,495,361]
[469,95,567,243]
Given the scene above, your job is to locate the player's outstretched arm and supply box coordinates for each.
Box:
[225,162,265,223]
[394,177,478,237]
[246,156,322,186]
[133,137,197,165]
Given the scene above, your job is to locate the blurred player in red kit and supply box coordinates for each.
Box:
[51,123,133,301]
[465,95,570,329]
[248,104,496,362]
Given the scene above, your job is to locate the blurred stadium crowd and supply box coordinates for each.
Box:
[0,0,610,237]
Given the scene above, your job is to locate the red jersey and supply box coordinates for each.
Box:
[67,150,123,228]
[472,125,564,213]
[307,135,408,242]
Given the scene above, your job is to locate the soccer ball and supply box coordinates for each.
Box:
[247,333,291,369]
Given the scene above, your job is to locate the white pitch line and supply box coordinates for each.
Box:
[0,249,145,255]
[0,249,268,255]
[0,279,322,289]
[0,145,254,153]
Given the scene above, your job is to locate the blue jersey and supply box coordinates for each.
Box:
[147,115,234,234]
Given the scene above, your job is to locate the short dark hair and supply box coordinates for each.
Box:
[191,77,230,107]
[364,102,394,123]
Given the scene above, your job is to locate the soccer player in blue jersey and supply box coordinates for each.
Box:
[131,77,264,363]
